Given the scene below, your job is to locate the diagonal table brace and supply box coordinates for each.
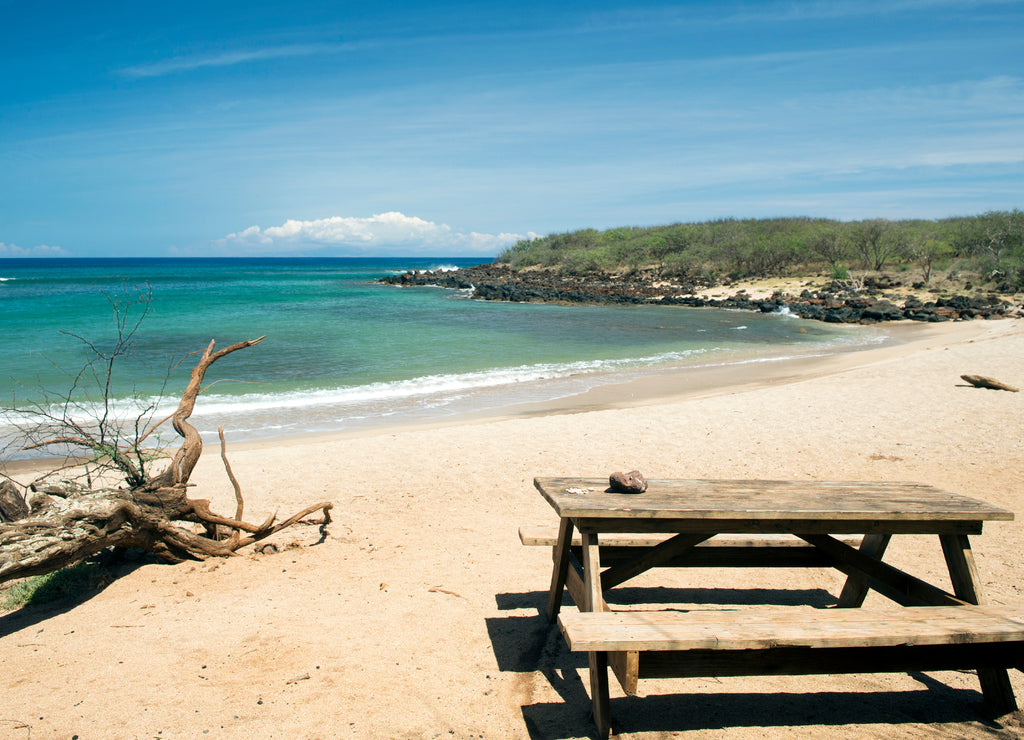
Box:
[836,533,891,607]
[797,533,966,607]
[599,532,715,591]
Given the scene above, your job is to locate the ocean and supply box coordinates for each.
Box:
[0,258,885,458]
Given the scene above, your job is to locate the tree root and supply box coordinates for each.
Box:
[0,337,334,585]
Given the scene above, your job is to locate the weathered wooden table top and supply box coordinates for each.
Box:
[534,477,1014,527]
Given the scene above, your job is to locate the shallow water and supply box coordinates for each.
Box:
[0,257,885,456]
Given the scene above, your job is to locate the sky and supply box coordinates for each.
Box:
[1,0,1022,258]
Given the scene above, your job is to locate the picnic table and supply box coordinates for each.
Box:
[530,477,1024,737]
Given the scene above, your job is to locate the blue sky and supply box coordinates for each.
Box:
[2,0,1022,258]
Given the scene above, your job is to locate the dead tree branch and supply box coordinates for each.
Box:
[0,336,333,587]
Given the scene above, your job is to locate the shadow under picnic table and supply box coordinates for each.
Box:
[495,585,840,612]
[489,590,1022,739]
[519,676,1019,739]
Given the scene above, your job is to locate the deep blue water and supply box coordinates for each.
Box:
[0,257,882,456]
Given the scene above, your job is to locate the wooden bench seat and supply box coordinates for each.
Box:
[558,605,1024,736]
[519,526,863,568]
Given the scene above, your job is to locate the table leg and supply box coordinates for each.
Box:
[581,531,608,613]
[940,533,986,604]
[580,530,613,736]
[836,533,891,607]
[546,517,575,621]
[940,533,1018,714]
[588,649,612,737]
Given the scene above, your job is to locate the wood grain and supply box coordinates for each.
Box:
[535,477,1014,526]
[558,605,1024,652]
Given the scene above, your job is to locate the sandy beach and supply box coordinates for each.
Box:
[2,317,1023,740]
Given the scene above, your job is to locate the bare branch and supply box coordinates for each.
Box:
[232,501,334,549]
[1,327,330,586]
[218,426,245,547]
[142,336,265,492]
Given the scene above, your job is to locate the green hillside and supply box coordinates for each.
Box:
[498,211,1024,290]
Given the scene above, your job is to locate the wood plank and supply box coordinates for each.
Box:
[535,477,1013,525]
[520,527,862,549]
[600,533,712,590]
[545,517,575,620]
[558,605,1024,653]
[564,557,586,613]
[940,533,986,605]
[938,533,1019,713]
[608,650,639,695]
[520,527,676,547]
[836,533,891,607]
[587,650,612,738]
[581,531,607,613]
[798,533,966,606]
[522,526,865,567]
[572,516,984,536]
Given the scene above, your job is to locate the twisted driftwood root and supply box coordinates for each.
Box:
[0,337,334,586]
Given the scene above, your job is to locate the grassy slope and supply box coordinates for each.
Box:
[496,213,1024,295]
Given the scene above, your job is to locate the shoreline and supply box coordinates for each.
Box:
[1,319,993,473]
[0,309,883,474]
[236,316,1010,441]
[2,318,998,480]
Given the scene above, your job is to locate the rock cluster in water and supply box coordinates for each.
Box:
[380,264,1022,324]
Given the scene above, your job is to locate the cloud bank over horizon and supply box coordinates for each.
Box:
[0,242,67,258]
[210,212,537,256]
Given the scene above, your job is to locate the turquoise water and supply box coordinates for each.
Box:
[0,258,882,456]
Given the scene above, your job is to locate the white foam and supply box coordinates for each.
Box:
[0,324,892,457]
[182,350,712,416]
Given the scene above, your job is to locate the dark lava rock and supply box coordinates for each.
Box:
[379,264,1016,326]
[860,300,903,322]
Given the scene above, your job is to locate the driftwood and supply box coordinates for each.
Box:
[961,374,1019,392]
[0,338,333,586]
[0,480,29,522]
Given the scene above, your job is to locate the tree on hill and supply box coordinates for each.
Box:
[497,212,1024,291]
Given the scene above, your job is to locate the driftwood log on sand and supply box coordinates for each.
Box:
[0,337,333,586]
[961,374,1019,392]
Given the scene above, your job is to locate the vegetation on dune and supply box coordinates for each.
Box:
[497,211,1024,290]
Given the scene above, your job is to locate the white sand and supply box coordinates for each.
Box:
[2,318,1023,739]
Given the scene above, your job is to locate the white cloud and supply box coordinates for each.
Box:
[0,242,68,257]
[213,212,535,256]
[120,43,349,79]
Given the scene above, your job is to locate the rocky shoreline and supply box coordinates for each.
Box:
[381,263,1022,323]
